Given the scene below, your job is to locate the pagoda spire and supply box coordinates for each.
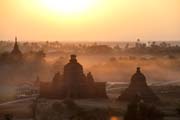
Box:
[136,67,141,73]
[11,36,22,56]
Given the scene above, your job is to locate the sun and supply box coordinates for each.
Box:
[40,0,96,14]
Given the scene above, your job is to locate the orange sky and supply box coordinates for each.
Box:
[0,0,180,42]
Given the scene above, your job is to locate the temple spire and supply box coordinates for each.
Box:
[136,67,141,73]
[11,36,22,56]
[70,54,77,63]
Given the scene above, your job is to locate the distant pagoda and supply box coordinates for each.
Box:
[0,36,23,64]
[11,36,22,56]
[118,67,159,103]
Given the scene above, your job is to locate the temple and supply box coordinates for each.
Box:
[40,55,107,99]
[118,67,159,103]
[0,36,23,64]
[10,36,23,61]
[11,36,22,56]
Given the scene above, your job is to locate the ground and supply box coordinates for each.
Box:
[0,95,180,120]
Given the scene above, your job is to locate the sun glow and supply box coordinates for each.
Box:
[40,0,97,14]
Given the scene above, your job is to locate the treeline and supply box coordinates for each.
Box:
[1,40,180,56]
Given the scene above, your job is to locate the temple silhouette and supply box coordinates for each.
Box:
[40,55,107,99]
[11,36,22,57]
[118,67,159,102]
[0,36,23,64]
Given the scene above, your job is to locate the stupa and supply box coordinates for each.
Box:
[118,67,159,102]
[11,36,22,57]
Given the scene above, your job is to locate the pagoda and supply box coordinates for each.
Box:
[118,67,159,103]
[11,36,22,57]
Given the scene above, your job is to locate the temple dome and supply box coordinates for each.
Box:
[118,67,159,103]
[130,67,147,87]
[131,67,145,81]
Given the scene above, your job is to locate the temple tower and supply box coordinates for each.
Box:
[63,55,86,98]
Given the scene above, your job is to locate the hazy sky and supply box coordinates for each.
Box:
[0,0,180,42]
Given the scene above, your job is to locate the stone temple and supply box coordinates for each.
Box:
[118,67,159,102]
[40,55,107,99]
